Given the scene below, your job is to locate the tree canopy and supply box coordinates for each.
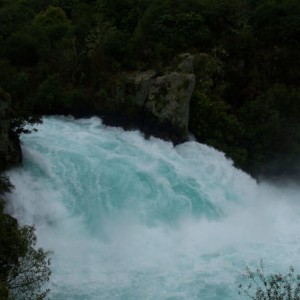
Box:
[0,178,51,300]
[1,0,300,177]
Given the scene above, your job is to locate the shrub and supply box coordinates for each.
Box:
[238,261,300,300]
[0,177,51,300]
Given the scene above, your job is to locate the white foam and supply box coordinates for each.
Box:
[6,116,300,300]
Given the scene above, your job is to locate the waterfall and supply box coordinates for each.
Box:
[6,116,300,299]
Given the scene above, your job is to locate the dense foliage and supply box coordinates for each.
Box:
[1,0,300,178]
[0,177,51,299]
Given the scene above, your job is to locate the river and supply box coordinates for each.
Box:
[6,116,300,299]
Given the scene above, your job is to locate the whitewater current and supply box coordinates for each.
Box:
[5,116,300,300]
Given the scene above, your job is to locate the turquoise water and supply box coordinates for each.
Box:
[6,116,300,299]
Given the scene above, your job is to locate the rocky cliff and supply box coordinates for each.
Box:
[98,53,196,144]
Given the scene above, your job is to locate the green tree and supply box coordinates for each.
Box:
[4,32,39,67]
[31,6,72,61]
[33,74,65,113]
[250,0,300,46]
[0,1,34,39]
[189,53,247,167]
[96,0,145,33]
[240,85,300,176]
[0,177,51,300]
[7,226,51,300]
[134,0,210,64]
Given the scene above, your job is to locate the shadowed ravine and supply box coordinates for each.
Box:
[6,116,300,300]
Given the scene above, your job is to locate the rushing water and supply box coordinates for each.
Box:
[6,116,300,300]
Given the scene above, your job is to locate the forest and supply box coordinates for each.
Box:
[1,0,300,298]
[1,0,300,177]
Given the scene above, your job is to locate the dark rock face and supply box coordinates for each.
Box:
[43,53,197,144]
[145,71,195,138]
[0,88,22,171]
[101,53,196,144]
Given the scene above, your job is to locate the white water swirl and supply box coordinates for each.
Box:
[6,116,300,299]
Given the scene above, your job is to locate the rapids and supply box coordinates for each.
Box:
[6,116,300,299]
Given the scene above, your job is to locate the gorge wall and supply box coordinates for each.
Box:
[94,53,196,144]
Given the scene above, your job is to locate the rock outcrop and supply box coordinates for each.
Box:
[145,71,195,138]
[104,53,196,143]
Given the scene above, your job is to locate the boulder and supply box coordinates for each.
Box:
[127,54,196,141]
[131,70,157,107]
[97,53,196,143]
[145,72,195,137]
